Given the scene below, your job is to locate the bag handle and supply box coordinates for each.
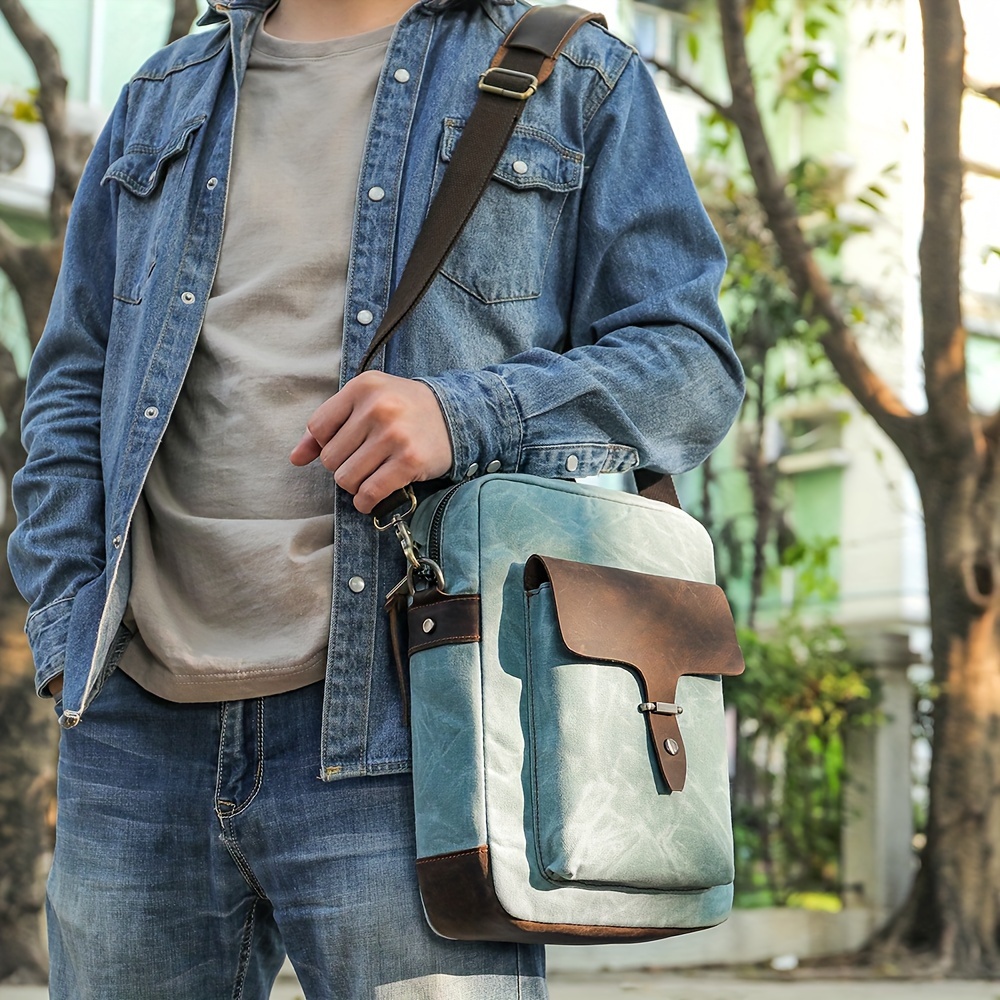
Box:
[363,4,681,512]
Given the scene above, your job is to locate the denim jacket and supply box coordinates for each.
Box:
[9,0,744,778]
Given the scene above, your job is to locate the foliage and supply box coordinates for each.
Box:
[689,3,890,901]
[1,87,41,124]
[728,616,881,904]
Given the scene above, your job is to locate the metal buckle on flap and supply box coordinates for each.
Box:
[638,702,684,716]
[478,67,539,101]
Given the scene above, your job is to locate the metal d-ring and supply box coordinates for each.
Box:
[407,556,446,595]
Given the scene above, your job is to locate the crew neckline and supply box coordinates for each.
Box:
[255,19,396,59]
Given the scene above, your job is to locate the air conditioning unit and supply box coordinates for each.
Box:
[0,91,104,218]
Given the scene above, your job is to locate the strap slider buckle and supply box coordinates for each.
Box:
[638,702,684,716]
[478,67,539,101]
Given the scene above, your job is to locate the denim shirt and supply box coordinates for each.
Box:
[9,0,744,779]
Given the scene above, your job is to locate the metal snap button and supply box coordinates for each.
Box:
[112,535,122,549]
[348,576,366,593]
[394,68,411,84]
[181,291,196,304]
[357,309,374,326]
[465,463,479,478]
[368,186,386,202]
[485,460,502,474]
[512,160,528,175]
[207,177,219,190]
[421,618,435,634]
[144,406,159,420]
[565,454,579,473]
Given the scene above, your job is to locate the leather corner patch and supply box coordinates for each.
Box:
[415,845,690,944]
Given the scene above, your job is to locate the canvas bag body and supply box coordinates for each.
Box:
[405,474,742,943]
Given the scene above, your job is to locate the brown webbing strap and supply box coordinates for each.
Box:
[363,4,681,512]
[357,5,604,372]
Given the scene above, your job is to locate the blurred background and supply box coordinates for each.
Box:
[0,0,998,991]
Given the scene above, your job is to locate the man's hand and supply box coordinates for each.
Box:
[290,372,453,514]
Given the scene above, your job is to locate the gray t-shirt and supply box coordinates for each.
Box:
[119,22,394,702]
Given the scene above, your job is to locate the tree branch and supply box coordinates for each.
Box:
[0,218,28,286]
[167,0,199,44]
[647,58,733,119]
[918,0,969,434]
[0,344,26,439]
[966,78,1000,107]
[0,0,80,239]
[965,159,1000,181]
[714,0,918,457]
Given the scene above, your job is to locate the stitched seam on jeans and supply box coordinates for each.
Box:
[224,834,269,899]
[232,899,257,1000]
[215,702,229,814]
[229,698,265,818]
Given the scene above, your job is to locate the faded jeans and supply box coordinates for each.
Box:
[47,668,546,999]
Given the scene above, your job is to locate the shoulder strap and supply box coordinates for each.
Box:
[362,4,681,511]
[358,4,603,372]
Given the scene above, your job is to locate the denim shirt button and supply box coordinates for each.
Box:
[206,177,219,190]
[348,576,366,594]
[357,309,374,326]
[144,406,159,420]
[465,463,479,478]
[485,460,501,474]
[512,160,528,175]
[565,454,579,473]
[112,535,122,549]
[393,68,411,84]
[368,186,386,202]
[181,291,196,304]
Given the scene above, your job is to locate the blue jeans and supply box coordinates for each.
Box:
[48,669,546,999]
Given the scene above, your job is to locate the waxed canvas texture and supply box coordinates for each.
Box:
[525,585,735,891]
[408,475,736,935]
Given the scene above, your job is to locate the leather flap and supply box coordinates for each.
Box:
[524,554,744,791]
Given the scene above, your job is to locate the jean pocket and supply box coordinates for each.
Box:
[432,117,583,304]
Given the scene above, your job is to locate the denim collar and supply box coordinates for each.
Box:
[198,0,512,20]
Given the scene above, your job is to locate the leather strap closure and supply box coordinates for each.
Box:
[524,554,745,792]
[408,588,482,655]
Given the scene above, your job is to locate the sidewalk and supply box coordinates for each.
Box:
[3,971,1000,999]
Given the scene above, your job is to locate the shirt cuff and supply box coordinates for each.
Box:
[416,370,523,481]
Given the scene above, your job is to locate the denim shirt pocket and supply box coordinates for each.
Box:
[433,117,583,304]
[101,115,206,305]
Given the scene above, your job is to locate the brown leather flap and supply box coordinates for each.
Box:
[524,555,744,791]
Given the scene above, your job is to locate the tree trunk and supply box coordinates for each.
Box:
[873,445,1000,973]
[0,597,55,984]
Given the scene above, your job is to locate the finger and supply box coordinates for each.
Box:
[304,386,356,450]
[327,434,394,496]
[352,458,414,515]
[318,412,374,483]
[289,431,322,466]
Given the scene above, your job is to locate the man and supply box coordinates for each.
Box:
[9,0,744,996]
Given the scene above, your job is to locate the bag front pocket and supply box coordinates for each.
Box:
[524,579,736,892]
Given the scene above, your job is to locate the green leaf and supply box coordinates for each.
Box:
[686,30,700,63]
